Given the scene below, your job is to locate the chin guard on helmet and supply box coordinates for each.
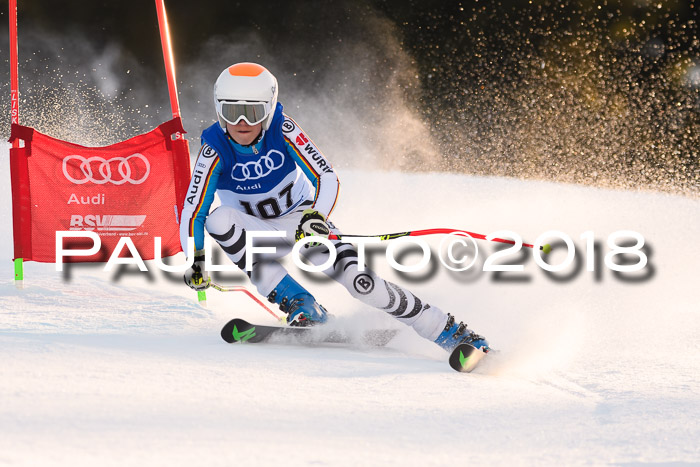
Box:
[214,63,278,130]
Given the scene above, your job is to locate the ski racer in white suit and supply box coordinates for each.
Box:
[180,62,489,352]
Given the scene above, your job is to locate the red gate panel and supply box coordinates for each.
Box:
[9,118,191,263]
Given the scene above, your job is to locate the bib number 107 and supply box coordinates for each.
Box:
[240,182,294,219]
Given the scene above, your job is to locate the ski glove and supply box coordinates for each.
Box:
[183,249,210,291]
[295,209,331,247]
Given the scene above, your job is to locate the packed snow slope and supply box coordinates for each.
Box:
[1,143,699,466]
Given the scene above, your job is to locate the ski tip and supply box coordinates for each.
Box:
[448,343,487,373]
[221,319,236,343]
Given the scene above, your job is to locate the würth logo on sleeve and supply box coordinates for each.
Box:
[301,142,333,174]
[296,133,309,146]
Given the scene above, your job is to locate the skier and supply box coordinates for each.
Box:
[180,62,489,353]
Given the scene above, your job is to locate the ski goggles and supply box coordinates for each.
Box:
[217,100,271,126]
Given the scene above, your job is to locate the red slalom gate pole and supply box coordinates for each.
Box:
[155,0,182,123]
[9,0,24,285]
[9,1,18,127]
[154,0,204,304]
[330,228,551,252]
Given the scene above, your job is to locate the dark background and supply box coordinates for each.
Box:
[2,0,698,195]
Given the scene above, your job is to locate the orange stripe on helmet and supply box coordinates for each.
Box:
[228,63,266,77]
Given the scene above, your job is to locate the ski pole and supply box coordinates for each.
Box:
[209,283,282,321]
[329,228,552,253]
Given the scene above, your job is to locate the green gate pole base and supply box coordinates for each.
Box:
[197,290,207,307]
[14,258,24,287]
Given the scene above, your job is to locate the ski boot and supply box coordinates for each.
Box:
[267,274,328,327]
[434,313,490,353]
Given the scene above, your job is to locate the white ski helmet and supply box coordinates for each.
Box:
[214,62,278,130]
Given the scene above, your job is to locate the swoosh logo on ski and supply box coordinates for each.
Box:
[459,350,470,367]
[231,325,256,342]
[449,342,487,373]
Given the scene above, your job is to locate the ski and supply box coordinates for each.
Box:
[448,343,488,372]
[223,318,489,373]
[221,318,398,347]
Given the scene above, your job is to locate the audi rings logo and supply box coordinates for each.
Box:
[231,150,285,181]
[62,154,151,185]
